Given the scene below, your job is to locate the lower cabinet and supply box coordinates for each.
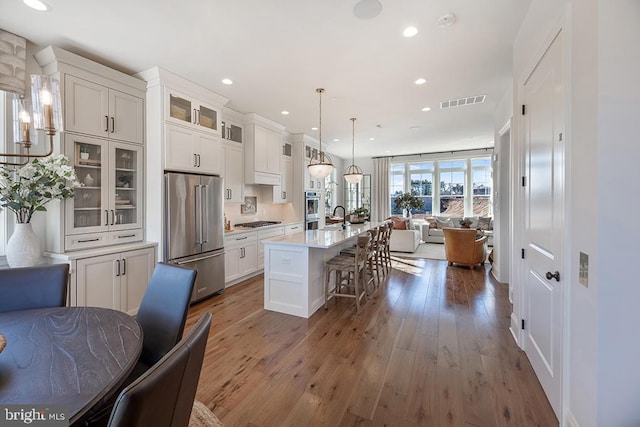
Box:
[224,232,258,284]
[75,246,156,315]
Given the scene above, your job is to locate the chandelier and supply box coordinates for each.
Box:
[1,75,62,166]
[307,88,334,179]
[343,117,363,184]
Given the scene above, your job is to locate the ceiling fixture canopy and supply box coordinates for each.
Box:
[307,88,334,179]
[353,0,382,20]
[344,117,363,185]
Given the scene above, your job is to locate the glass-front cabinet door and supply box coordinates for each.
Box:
[110,142,143,231]
[65,134,142,236]
[66,135,110,234]
[165,89,220,136]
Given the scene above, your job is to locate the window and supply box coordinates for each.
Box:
[345,174,371,214]
[439,160,465,216]
[472,158,492,216]
[408,162,433,214]
[389,154,492,218]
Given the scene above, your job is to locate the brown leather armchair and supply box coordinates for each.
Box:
[443,228,488,269]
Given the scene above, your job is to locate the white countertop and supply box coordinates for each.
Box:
[224,220,303,236]
[262,222,382,249]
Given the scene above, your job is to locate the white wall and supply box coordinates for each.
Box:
[596,1,640,425]
[513,1,640,426]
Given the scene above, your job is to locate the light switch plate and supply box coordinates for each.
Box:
[579,252,588,287]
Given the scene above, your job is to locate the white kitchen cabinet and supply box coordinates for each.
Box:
[221,119,243,144]
[165,123,222,174]
[166,89,221,136]
[75,246,156,315]
[223,141,244,203]
[61,133,144,252]
[224,231,257,283]
[273,142,293,203]
[257,226,285,269]
[244,122,282,185]
[285,222,304,234]
[65,74,144,144]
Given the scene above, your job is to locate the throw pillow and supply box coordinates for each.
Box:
[478,216,492,230]
[435,218,454,229]
[389,216,407,230]
[450,217,462,228]
[426,218,437,229]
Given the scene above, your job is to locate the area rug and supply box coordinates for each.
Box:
[189,400,223,427]
[391,243,446,260]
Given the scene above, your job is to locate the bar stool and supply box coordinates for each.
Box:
[380,221,393,274]
[325,234,369,314]
[340,228,379,293]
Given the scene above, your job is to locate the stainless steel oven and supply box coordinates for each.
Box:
[305,191,320,230]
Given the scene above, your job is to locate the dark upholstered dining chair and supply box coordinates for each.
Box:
[136,262,198,371]
[106,312,212,427]
[0,263,69,313]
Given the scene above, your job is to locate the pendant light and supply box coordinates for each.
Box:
[344,117,363,184]
[307,88,334,179]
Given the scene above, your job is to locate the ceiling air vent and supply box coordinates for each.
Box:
[440,95,486,110]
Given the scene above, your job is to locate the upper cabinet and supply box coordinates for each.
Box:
[65,74,144,144]
[166,89,221,136]
[35,45,147,254]
[221,119,243,144]
[273,142,293,203]
[164,123,222,175]
[244,114,285,185]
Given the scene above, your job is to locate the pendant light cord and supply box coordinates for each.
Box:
[351,117,356,164]
[317,88,324,155]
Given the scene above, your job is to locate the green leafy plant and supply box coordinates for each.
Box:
[394,192,424,212]
[0,155,81,223]
[352,206,369,217]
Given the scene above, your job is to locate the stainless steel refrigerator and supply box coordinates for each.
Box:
[164,171,225,302]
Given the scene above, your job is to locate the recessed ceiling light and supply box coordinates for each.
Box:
[415,78,426,85]
[23,0,49,11]
[437,13,456,28]
[221,78,233,85]
[333,138,340,142]
[421,106,431,112]
[281,111,289,115]
[311,127,318,131]
[369,137,375,141]
[353,0,382,20]
[403,26,418,38]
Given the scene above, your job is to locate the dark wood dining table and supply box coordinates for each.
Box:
[0,306,143,425]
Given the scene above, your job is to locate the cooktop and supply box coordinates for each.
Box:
[235,221,282,228]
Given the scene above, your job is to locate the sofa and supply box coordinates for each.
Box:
[387,217,421,253]
[414,215,494,246]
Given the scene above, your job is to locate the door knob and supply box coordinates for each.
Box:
[545,271,560,281]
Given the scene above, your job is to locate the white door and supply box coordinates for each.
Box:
[76,253,120,309]
[120,248,155,315]
[522,31,564,418]
[109,89,144,144]
[64,74,109,138]
[165,123,196,172]
[224,142,244,203]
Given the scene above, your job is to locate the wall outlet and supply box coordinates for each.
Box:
[579,252,588,287]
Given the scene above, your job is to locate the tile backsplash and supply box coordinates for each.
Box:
[224,185,300,227]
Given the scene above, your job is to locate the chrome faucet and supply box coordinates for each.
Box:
[333,205,346,229]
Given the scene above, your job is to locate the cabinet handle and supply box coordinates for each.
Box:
[197,154,201,167]
[111,210,115,226]
[122,259,126,276]
[228,189,232,200]
[193,109,197,124]
[105,116,109,132]
[115,259,120,277]
[310,181,314,188]
[240,247,245,258]
[117,234,136,239]
[196,109,200,125]
[282,191,286,199]
[236,236,248,240]
[105,210,109,226]
[77,238,100,243]
[110,117,115,133]
[193,154,198,167]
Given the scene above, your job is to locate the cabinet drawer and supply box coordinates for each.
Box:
[225,231,257,247]
[65,233,110,251]
[285,223,303,234]
[109,229,144,245]
[258,226,285,240]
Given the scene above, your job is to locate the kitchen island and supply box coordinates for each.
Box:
[262,222,380,318]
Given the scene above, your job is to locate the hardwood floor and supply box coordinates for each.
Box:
[186,256,558,426]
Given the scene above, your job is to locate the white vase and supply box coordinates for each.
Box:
[6,223,41,268]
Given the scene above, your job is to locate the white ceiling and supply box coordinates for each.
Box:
[0,0,531,160]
